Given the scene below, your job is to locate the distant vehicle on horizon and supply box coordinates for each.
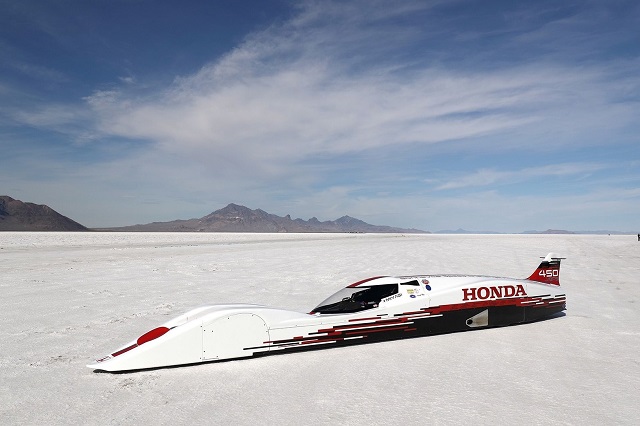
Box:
[88,253,566,372]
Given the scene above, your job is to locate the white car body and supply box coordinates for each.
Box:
[88,253,566,372]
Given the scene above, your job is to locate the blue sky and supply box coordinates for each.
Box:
[1,0,639,232]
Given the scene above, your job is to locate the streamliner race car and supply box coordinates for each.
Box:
[88,253,566,372]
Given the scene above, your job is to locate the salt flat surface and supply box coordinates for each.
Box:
[1,232,639,425]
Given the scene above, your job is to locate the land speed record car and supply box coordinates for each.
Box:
[88,253,566,372]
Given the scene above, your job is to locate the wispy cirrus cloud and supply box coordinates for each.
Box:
[80,1,637,185]
[435,163,609,191]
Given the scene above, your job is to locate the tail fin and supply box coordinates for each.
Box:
[527,253,564,286]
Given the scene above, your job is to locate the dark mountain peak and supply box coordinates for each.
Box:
[197,203,282,231]
[203,203,251,220]
[0,195,88,231]
[335,215,367,227]
[1,195,18,208]
[217,203,251,215]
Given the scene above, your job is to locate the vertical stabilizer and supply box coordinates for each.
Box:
[527,253,563,286]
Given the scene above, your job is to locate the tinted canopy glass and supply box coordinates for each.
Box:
[313,284,398,314]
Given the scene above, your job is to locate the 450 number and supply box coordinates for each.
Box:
[539,269,559,278]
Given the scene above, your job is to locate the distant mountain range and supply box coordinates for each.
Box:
[435,228,635,235]
[0,196,87,231]
[100,203,428,233]
[435,228,576,235]
[1,196,635,234]
[434,228,502,234]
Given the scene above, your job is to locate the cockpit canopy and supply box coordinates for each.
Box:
[312,283,398,314]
